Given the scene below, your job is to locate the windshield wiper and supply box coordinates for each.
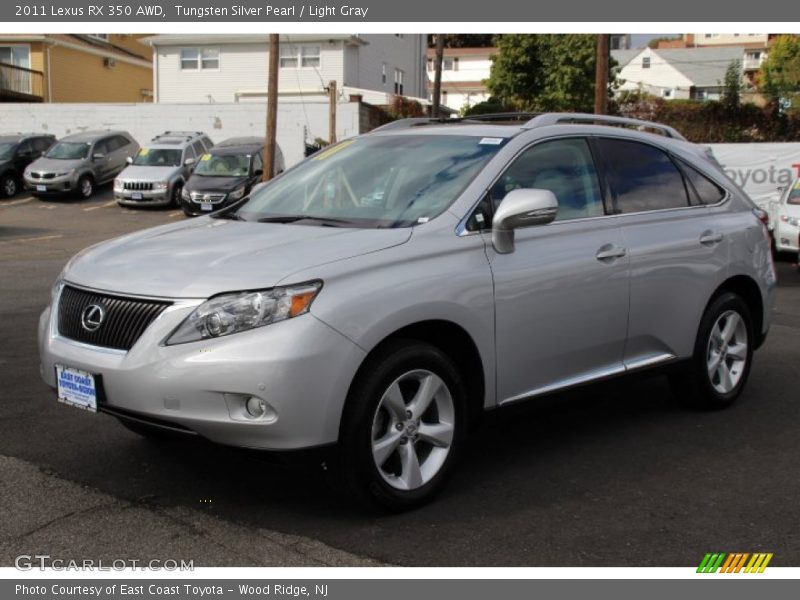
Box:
[255,215,354,226]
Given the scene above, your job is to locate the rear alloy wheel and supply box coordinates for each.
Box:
[339,340,466,511]
[2,174,17,197]
[669,292,753,410]
[77,175,93,199]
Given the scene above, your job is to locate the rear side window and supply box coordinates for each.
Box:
[597,138,690,213]
[192,141,206,157]
[677,160,726,205]
[32,137,53,153]
[112,135,131,150]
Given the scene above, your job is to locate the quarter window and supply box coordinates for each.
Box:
[192,141,206,157]
[490,138,605,222]
[597,138,690,213]
[677,160,726,205]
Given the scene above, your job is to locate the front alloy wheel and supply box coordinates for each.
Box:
[371,370,455,491]
[78,176,93,199]
[339,340,466,511]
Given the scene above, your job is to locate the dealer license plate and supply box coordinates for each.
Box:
[201,202,213,211]
[36,185,47,192]
[55,365,97,412]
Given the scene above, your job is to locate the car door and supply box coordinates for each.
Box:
[594,137,730,365]
[91,138,113,182]
[486,137,631,404]
[110,135,131,176]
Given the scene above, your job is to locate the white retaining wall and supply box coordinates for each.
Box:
[0,102,362,167]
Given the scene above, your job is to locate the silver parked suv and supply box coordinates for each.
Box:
[25,130,138,199]
[38,113,777,510]
[115,131,214,208]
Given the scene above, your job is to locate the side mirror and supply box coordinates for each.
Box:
[126,156,133,164]
[184,157,196,166]
[492,188,559,254]
[92,152,105,161]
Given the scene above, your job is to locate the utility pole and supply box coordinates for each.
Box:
[430,34,445,118]
[594,34,610,115]
[263,33,279,181]
[328,80,337,145]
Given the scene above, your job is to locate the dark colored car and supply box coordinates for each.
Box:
[180,137,284,217]
[0,133,56,197]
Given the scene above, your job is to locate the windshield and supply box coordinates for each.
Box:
[788,182,800,205]
[133,148,182,167]
[232,135,506,227]
[46,141,90,160]
[0,142,17,160]
[194,153,251,177]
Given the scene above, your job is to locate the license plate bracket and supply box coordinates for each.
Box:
[55,365,98,412]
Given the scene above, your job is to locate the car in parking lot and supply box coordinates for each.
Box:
[38,113,776,511]
[769,178,800,255]
[114,131,214,208]
[180,137,284,216]
[25,130,138,199]
[0,133,56,198]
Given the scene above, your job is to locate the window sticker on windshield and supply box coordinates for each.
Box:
[479,137,504,145]
[138,148,149,156]
[201,153,211,161]
[313,140,355,161]
[794,180,800,190]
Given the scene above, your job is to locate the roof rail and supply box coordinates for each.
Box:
[523,113,686,140]
[370,113,544,133]
[370,118,458,132]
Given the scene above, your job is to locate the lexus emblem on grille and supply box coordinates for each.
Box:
[80,304,106,332]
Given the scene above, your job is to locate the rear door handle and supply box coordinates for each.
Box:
[700,231,723,245]
[596,245,627,261]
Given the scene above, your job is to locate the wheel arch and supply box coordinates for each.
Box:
[343,319,487,430]
[710,274,765,348]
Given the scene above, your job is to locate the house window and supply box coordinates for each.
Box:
[201,48,219,69]
[642,57,650,69]
[300,45,320,68]
[279,45,297,68]
[0,45,30,68]
[663,88,673,98]
[394,69,404,95]
[381,63,387,84]
[442,57,459,71]
[180,48,219,71]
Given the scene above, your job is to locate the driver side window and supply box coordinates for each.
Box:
[490,138,605,222]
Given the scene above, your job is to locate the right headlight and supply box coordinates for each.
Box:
[165,281,322,345]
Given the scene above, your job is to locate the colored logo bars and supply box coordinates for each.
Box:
[697,553,773,573]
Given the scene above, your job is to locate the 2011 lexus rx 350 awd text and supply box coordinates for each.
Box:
[39,113,777,511]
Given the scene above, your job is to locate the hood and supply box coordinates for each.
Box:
[185,174,248,193]
[64,218,412,298]
[28,156,86,173]
[118,165,179,181]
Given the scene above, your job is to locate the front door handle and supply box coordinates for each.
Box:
[596,244,627,261]
[700,231,723,245]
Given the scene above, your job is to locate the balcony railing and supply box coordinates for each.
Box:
[0,62,44,100]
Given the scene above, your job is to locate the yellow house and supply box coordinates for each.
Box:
[0,34,153,103]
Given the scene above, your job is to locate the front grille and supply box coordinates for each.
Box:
[31,172,55,180]
[124,181,154,191]
[190,191,226,204]
[57,285,172,351]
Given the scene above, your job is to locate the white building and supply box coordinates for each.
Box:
[144,34,428,105]
[613,46,745,101]
[427,47,497,114]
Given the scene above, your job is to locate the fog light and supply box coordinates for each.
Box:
[246,396,268,418]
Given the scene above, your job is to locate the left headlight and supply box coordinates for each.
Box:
[165,281,323,345]
[228,186,246,201]
[55,170,73,178]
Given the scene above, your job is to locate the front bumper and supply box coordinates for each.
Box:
[38,292,366,450]
[115,188,171,207]
[25,173,77,194]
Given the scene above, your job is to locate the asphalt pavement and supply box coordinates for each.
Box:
[1,187,799,567]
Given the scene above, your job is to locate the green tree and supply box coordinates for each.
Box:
[721,60,742,113]
[486,34,613,112]
[759,35,800,107]
[427,34,497,48]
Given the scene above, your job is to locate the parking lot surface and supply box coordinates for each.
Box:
[2,188,800,567]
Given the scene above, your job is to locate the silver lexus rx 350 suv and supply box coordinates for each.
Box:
[38,113,777,510]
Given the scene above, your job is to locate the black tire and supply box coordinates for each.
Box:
[1,173,18,198]
[337,339,467,511]
[116,417,187,442]
[77,175,94,199]
[171,182,183,207]
[669,292,754,410]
